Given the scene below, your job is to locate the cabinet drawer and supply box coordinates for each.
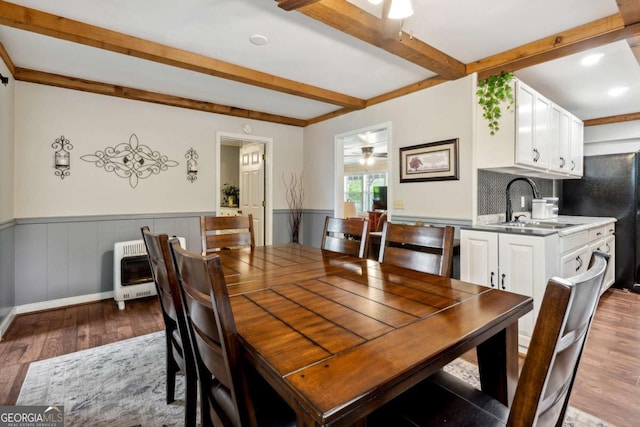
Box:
[560,231,589,254]
[588,226,607,241]
[604,223,615,236]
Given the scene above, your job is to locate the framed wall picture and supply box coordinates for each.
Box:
[399,138,459,182]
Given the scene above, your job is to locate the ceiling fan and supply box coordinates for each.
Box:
[345,146,388,165]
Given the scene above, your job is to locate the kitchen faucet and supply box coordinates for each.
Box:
[505,177,540,222]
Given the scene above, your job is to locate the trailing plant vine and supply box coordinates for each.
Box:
[477,71,515,135]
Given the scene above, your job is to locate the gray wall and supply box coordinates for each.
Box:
[13,213,206,306]
[0,221,15,324]
[4,210,294,309]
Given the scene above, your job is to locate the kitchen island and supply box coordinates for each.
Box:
[460,215,615,351]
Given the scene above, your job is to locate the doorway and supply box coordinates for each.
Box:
[216,132,272,246]
[334,123,392,218]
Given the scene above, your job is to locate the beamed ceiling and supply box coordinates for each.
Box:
[0,0,639,128]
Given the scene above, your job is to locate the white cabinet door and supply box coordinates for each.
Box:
[497,233,545,340]
[460,230,499,288]
[516,81,550,169]
[549,105,571,174]
[590,235,615,291]
[569,117,584,177]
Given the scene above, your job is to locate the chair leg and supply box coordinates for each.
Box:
[165,337,179,404]
[184,371,198,427]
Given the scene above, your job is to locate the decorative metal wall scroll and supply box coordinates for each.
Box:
[52,135,73,180]
[185,147,199,183]
[81,134,178,188]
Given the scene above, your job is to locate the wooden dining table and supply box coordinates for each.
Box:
[216,244,533,427]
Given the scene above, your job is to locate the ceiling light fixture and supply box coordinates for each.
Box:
[608,86,629,97]
[388,0,414,19]
[249,34,269,46]
[581,53,604,67]
[359,146,375,165]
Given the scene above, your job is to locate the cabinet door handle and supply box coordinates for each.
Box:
[596,232,602,236]
[490,271,495,288]
[501,273,506,290]
[576,255,583,271]
[605,242,611,253]
[559,157,565,168]
[571,160,576,170]
[533,148,540,162]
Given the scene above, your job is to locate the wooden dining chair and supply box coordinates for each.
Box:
[320,216,370,258]
[140,226,197,427]
[169,239,296,427]
[368,251,609,427]
[378,222,455,277]
[200,214,255,255]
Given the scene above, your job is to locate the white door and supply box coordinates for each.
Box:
[240,142,265,246]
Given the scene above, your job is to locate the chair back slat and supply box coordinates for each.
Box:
[379,223,455,277]
[200,215,255,254]
[507,251,609,426]
[320,216,370,258]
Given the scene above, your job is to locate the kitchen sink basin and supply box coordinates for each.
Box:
[485,221,579,230]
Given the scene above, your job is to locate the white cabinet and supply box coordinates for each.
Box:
[476,78,583,179]
[461,220,615,350]
[569,117,584,176]
[461,230,556,348]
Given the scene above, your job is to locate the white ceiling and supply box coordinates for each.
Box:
[1,0,639,125]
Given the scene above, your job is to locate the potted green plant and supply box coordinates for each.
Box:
[222,183,239,206]
[477,71,515,135]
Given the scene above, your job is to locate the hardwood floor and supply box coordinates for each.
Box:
[1,288,638,426]
[0,297,164,405]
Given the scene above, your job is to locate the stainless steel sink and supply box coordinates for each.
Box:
[485,221,578,230]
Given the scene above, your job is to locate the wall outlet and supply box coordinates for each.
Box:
[393,199,404,209]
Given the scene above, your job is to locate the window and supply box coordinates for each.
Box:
[344,172,387,213]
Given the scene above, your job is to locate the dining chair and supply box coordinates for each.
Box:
[200,214,255,255]
[168,239,296,427]
[140,226,197,427]
[320,216,370,258]
[368,251,609,427]
[378,222,455,277]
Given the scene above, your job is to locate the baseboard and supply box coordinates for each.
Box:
[0,306,17,341]
[14,291,115,315]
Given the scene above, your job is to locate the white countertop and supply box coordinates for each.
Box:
[464,215,616,237]
[537,216,616,236]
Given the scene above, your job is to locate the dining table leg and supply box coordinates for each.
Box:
[475,322,520,407]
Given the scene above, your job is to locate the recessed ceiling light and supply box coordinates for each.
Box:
[249,34,268,46]
[608,86,629,97]
[581,53,604,66]
[368,0,383,4]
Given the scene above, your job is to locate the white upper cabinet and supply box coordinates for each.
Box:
[476,78,583,179]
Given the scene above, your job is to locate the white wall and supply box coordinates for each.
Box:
[303,75,475,220]
[14,83,303,218]
[584,121,640,156]
[0,60,14,223]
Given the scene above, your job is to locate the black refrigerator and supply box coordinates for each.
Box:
[561,152,640,292]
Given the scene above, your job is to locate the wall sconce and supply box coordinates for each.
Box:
[185,147,199,183]
[0,73,8,86]
[52,135,73,180]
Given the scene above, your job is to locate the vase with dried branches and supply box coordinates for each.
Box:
[282,172,304,243]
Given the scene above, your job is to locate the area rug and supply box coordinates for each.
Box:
[18,331,613,426]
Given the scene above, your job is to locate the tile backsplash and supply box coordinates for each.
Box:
[478,170,555,216]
